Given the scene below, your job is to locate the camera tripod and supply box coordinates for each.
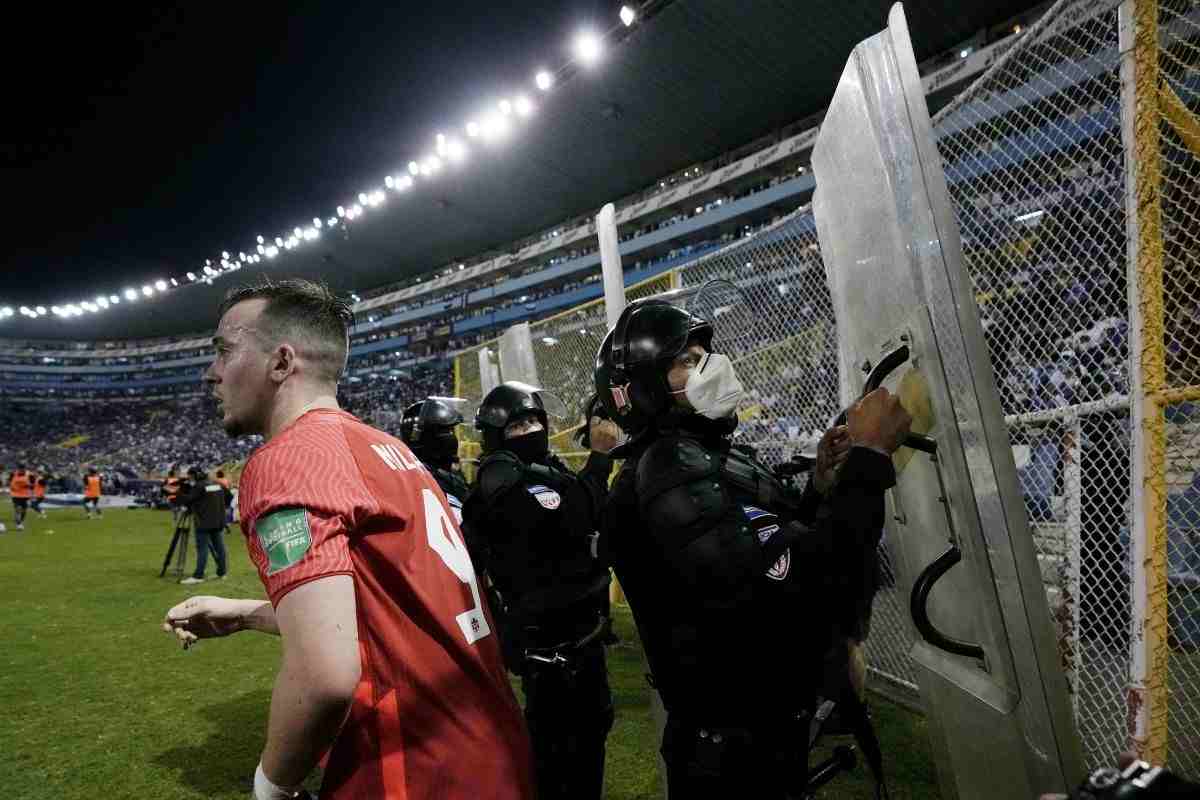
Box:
[160,509,194,578]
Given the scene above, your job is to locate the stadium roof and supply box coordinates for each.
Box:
[1,0,1039,342]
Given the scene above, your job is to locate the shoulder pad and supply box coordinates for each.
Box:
[636,436,719,504]
[475,451,524,504]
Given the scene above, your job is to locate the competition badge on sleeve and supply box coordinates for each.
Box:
[257,508,313,575]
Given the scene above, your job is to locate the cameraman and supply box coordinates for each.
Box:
[178,467,231,585]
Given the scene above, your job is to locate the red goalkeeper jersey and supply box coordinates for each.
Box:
[238,408,533,800]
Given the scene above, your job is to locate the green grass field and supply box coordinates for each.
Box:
[0,508,940,799]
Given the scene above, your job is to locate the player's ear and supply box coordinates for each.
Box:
[269,343,298,384]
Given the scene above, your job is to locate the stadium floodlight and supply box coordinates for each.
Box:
[535,70,553,91]
[49,306,60,316]
[574,31,602,65]
[313,217,322,228]
[275,236,284,247]
[350,204,363,217]
[257,234,265,244]
[109,295,119,304]
[480,114,509,141]
[436,133,448,156]
[265,245,279,258]
[187,272,197,281]
[155,279,167,291]
[498,99,512,115]
[514,95,533,116]
[408,161,420,175]
[445,140,467,163]
[304,227,319,240]
[142,286,154,296]
[327,216,338,227]
[35,305,46,314]
[384,175,394,188]
[620,5,637,26]
[96,297,108,309]
[221,251,230,260]
[397,175,413,190]
[337,205,346,218]
[256,244,265,255]
[18,306,29,314]
[466,120,480,138]
[124,288,138,301]
[294,226,303,238]
[421,156,442,175]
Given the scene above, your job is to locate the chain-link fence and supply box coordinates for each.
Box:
[448,0,1200,769]
[929,0,1137,768]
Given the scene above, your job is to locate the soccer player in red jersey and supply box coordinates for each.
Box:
[162,279,534,800]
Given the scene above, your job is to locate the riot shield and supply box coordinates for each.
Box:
[811,5,1082,798]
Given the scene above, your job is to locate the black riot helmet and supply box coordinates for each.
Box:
[475,381,564,454]
[596,298,713,433]
[401,397,464,468]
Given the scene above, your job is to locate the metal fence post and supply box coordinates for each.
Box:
[1119,0,1170,763]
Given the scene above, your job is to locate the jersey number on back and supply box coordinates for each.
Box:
[422,488,491,645]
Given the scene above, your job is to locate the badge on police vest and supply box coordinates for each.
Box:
[526,484,561,510]
[743,505,790,581]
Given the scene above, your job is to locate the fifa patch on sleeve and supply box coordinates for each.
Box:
[256,508,312,576]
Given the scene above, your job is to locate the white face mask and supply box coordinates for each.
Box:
[670,352,745,420]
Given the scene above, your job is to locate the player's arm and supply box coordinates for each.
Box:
[163,596,279,645]
[258,574,360,793]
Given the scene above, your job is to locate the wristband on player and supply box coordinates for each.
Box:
[254,762,303,800]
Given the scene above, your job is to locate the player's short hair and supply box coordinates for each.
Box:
[216,469,225,478]
[219,278,354,383]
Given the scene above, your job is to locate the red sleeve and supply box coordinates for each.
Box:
[239,444,360,606]
[246,506,354,606]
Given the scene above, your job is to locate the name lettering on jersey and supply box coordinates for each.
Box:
[371,443,422,473]
[742,504,790,581]
[256,507,313,576]
[526,484,561,510]
[204,484,223,493]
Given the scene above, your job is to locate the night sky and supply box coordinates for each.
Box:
[1,1,615,307]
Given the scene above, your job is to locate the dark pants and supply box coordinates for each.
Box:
[193,526,227,579]
[521,641,613,800]
[84,498,101,515]
[661,713,810,799]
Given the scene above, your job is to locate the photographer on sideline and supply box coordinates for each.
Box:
[178,467,230,585]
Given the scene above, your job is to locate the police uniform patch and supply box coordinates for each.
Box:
[526,484,561,510]
[256,507,312,576]
[743,505,790,581]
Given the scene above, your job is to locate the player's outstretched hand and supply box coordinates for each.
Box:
[162,595,246,649]
[847,387,912,455]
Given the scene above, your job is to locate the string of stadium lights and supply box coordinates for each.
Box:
[0,3,647,326]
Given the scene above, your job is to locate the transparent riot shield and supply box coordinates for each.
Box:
[810,5,1082,798]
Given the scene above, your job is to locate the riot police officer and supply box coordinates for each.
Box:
[399,397,469,521]
[461,381,618,800]
[594,297,912,799]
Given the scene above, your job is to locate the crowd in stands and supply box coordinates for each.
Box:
[0,362,455,484]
